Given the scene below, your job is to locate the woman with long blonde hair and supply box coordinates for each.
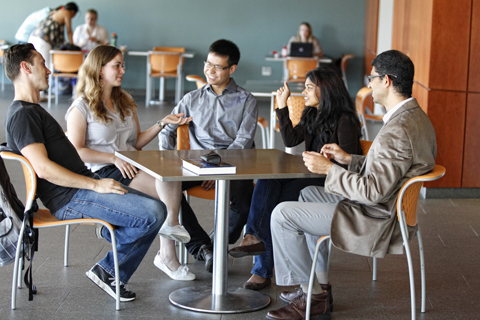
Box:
[66,45,195,281]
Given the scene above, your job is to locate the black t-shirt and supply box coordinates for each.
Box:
[5,100,93,213]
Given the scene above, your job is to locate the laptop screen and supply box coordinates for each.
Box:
[289,42,313,57]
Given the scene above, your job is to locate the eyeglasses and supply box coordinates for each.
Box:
[367,74,398,82]
[204,60,231,71]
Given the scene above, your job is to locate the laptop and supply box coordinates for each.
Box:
[289,42,313,57]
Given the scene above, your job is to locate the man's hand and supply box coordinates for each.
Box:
[303,151,334,174]
[92,178,128,194]
[113,156,138,179]
[320,143,352,165]
[201,180,215,191]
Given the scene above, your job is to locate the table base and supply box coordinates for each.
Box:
[148,100,170,105]
[169,285,271,314]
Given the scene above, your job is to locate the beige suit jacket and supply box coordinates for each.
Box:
[325,98,437,258]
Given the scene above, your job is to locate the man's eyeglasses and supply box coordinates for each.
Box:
[204,61,231,71]
[367,74,398,82]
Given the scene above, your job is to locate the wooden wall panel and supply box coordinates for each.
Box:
[364,0,379,77]
[429,0,471,91]
[461,93,480,187]
[412,82,429,114]
[405,0,433,89]
[468,0,480,92]
[424,90,466,188]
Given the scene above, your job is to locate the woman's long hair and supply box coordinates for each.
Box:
[296,22,315,43]
[298,66,360,144]
[75,45,136,124]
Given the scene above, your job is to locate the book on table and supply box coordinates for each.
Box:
[181,158,236,175]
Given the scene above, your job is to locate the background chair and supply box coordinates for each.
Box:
[146,47,185,105]
[285,58,318,82]
[355,87,384,140]
[48,50,84,109]
[0,151,122,311]
[184,74,270,149]
[340,54,354,90]
[305,164,446,320]
[272,92,307,154]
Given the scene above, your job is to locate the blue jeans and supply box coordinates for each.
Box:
[246,177,325,279]
[53,179,165,284]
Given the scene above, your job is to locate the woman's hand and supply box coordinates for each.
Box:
[113,156,138,179]
[201,180,215,191]
[162,113,193,126]
[276,82,290,109]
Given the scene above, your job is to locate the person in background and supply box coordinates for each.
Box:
[28,2,78,69]
[73,9,109,51]
[287,22,323,58]
[65,45,195,281]
[228,67,362,292]
[15,6,52,44]
[4,43,165,302]
[28,2,78,101]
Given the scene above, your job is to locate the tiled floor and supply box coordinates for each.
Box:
[0,86,479,319]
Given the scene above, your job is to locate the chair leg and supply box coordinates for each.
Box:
[55,77,59,105]
[306,236,330,320]
[178,206,186,265]
[11,220,27,310]
[159,77,165,101]
[64,225,70,267]
[105,223,120,311]
[417,229,426,313]
[372,257,377,281]
[399,218,416,320]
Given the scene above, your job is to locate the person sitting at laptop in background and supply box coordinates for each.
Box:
[287,22,323,58]
[158,39,258,275]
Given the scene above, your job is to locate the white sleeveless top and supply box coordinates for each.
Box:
[66,97,138,172]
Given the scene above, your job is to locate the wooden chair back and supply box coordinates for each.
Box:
[151,47,185,74]
[286,59,318,81]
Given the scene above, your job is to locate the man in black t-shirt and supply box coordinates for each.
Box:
[3,44,166,302]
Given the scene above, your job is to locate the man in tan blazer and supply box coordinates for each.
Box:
[266,50,437,320]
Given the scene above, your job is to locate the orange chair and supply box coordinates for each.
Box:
[146,47,185,105]
[285,58,318,82]
[1,151,122,311]
[340,54,354,90]
[305,165,446,320]
[48,50,84,108]
[355,87,385,140]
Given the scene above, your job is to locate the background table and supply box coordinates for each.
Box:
[115,149,322,314]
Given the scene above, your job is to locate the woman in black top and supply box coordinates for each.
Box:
[229,66,362,290]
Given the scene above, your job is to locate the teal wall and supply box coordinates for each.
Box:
[1,0,366,95]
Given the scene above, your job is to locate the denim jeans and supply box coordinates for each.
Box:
[246,177,325,279]
[181,179,254,257]
[53,180,165,284]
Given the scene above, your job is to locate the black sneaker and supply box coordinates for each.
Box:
[86,264,136,302]
[196,244,213,273]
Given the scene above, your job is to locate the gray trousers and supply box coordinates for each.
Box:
[271,186,343,286]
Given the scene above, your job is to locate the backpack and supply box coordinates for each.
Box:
[0,146,38,300]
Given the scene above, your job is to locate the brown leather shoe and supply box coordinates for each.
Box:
[228,242,266,258]
[243,278,271,291]
[280,283,333,311]
[266,291,329,320]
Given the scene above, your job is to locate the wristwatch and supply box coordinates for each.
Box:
[157,120,165,130]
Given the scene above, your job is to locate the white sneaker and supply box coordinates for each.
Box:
[153,252,195,281]
[158,224,191,243]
